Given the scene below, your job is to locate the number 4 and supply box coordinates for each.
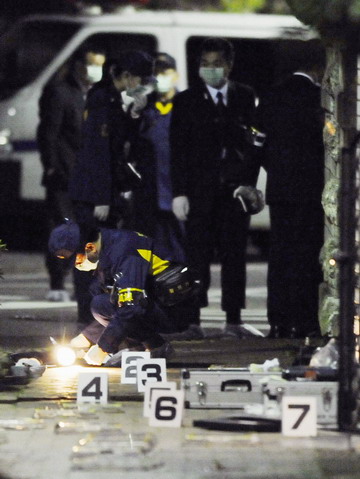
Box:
[82,377,103,401]
[77,372,108,404]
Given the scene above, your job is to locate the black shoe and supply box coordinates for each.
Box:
[223,323,265,338]
[150,342,175,359]
[160,324,205,341]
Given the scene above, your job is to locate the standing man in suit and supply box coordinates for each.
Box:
[258,49,326,338]
[37,46,106,302]
[169,37,262,339]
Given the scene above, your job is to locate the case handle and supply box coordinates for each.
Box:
[221,379,252,392]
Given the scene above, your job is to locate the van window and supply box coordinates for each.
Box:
[186,36,324,100]
[77,32,157,59]
[0,21,80,99]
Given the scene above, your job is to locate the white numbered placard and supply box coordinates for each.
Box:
[121,351,151,384]
[149,390,185,428]
[77,372,108,405]
[137,358,167,392]
[282,396,317,437]
[143,381,176,417]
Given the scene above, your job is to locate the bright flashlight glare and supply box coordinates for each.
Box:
[56,346,76,366]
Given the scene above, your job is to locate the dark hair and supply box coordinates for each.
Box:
[70,45,106,67]
[111,50,154,79]
[77,223,100,253]
[199,37,235,63]
[293,39,326,72]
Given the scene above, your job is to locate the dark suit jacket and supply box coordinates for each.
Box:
[170,80,258,202]
[69,82,134,206]
[258,74,324,204]
[37,73,85,190]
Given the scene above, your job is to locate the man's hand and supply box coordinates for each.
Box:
[70,333,91,348]
[233,186,265,215]
[69,333,92,359]
[130,93,148,119]
[84,344,109,365]
[94,205,110,221]
[172,195,189,221]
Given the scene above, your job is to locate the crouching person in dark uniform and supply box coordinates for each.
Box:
[48,221,199,365]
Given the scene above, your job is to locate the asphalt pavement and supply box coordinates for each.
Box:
[0,252,360,479]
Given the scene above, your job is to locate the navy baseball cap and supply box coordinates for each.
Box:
[48,221,80,256]
[155,52,177,71]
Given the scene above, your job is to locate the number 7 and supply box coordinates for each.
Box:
[288,404,310,429]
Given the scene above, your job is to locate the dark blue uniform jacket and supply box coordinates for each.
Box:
[95,228,173,352]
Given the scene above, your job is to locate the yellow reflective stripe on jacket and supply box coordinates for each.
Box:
[118,287,144,293]
[118,287,145,304]
[137,249,170,276]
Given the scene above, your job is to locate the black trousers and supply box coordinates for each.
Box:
[45,188,73,290]
[184,188,250,324]
[267,202,324,336]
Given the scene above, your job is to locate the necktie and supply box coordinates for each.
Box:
[216,91,226,117]
[216,91,227,156]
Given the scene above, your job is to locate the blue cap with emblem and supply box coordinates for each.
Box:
[48,220,80,255]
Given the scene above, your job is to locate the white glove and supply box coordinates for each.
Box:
[130,93,148,118]
[70,334,91,349]
[69,334,92,359]
[172,195,189,221]
[94,205,110,221]
[84,345,109,366]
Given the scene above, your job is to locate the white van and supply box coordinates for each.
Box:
[0,10,319,249]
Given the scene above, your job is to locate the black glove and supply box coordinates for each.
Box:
[233,185,265,215]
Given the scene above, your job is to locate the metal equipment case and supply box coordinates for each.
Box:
[262,379,338,425]
[181,368,278,409]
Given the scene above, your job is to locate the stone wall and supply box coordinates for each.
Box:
[320,44,359,337]
[319,46,342,336]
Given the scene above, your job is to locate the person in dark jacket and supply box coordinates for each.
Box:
[68,50,154,331]
[37,47,106,302]
[69,50,155,228]
[169,37,262,340]
[132,52,185,263]
[258,47,326,338]
[48,222,199,364]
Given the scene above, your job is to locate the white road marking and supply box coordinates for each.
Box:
[0,301,76,310]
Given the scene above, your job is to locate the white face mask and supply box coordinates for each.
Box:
[75,258,99,272]
[156,74,173,93]
[126,83,154,98]
[199,67,225,88]
[86,65,103,84]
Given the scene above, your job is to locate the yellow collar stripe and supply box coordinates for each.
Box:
[137,249,152,262]
[137,249,170,275]
[155,101,173,115]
